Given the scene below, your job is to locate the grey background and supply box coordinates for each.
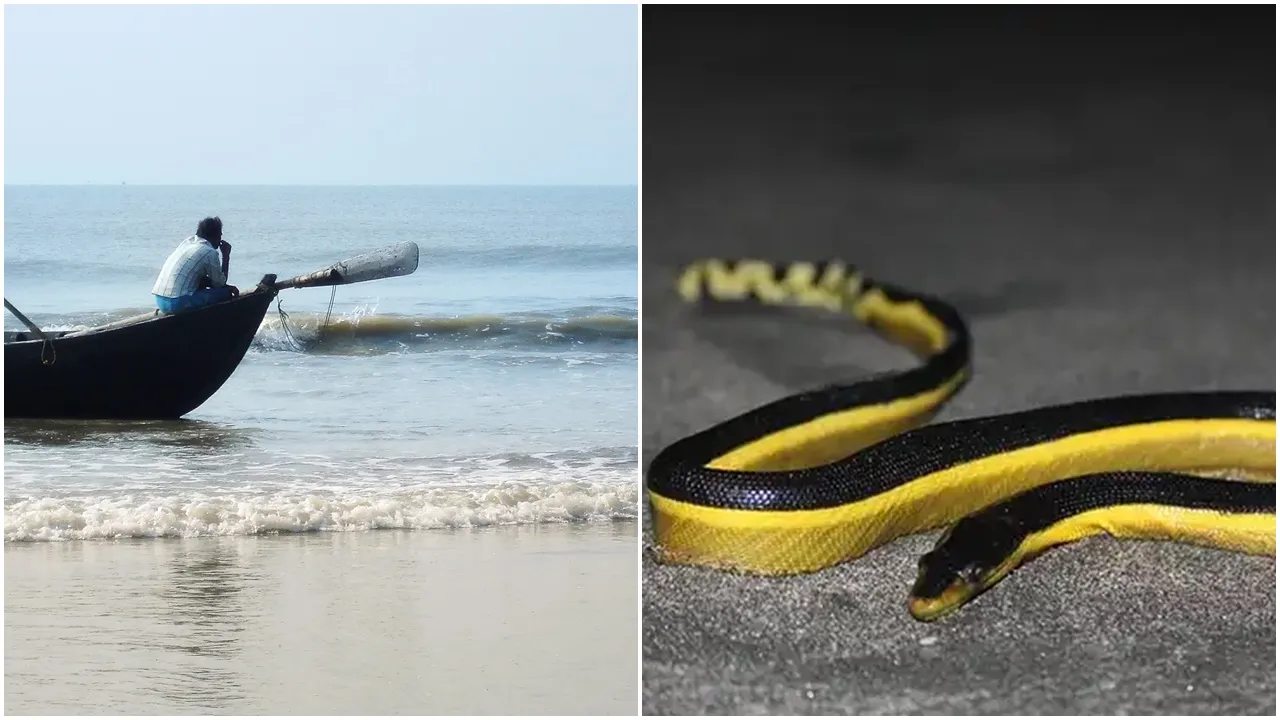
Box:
[641,7,1275,715]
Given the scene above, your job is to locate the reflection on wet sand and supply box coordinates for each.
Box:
[147,541,258,709]
[2,419,259,453]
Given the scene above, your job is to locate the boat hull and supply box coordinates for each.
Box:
[5,290,277,419]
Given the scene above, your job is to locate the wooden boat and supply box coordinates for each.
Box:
[6,288,277,419]
[5,242,419,420]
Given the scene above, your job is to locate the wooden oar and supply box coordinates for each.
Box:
[272,241,420,290]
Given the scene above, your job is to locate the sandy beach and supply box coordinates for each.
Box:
[5,522,638,715]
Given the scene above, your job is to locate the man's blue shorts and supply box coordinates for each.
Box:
[154,287,235,314]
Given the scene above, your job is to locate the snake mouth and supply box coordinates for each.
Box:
[908,577,979,622]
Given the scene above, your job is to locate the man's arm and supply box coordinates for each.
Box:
[208,241,238,296]
[204,244,228,287]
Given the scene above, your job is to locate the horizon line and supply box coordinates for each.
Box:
[4,182,638,188]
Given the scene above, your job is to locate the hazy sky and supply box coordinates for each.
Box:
[4,4,638,185]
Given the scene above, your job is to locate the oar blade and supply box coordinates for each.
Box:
[333,241,420,284]
[277,242,420,289]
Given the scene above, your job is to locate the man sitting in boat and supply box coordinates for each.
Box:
[152,217,241,313]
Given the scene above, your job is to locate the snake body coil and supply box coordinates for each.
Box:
[646,259,1277,621]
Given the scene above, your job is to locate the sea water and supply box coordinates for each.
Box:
[3,185,638,539]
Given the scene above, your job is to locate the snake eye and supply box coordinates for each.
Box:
[917,549,948,575]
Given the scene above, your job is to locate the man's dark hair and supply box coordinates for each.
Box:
[196,216,223,243]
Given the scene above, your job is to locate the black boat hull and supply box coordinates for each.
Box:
[5,290,277,419]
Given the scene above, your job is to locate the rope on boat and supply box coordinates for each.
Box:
[272,286,338,353]
[320,285,338,341]
[274,295,305,352]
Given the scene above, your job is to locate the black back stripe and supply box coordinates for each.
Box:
[984,471,1276,538]
[647,262,1276,512]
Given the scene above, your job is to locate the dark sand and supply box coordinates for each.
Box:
[641,7,1275,715]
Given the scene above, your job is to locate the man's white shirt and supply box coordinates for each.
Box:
[152,236,226,298]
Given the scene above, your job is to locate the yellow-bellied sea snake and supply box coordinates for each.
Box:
[645,259,1276,621]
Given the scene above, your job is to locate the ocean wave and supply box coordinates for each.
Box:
[4,480,638,541]
[252,310,637,354]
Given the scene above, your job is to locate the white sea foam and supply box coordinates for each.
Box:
[4,480,638,541]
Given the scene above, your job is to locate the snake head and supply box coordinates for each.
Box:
[908,513,1022,621]
[908,546,981,621]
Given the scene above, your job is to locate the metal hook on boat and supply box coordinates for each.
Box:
[4,298,56,365]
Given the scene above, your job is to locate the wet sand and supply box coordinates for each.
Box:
[5,522,638,715]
